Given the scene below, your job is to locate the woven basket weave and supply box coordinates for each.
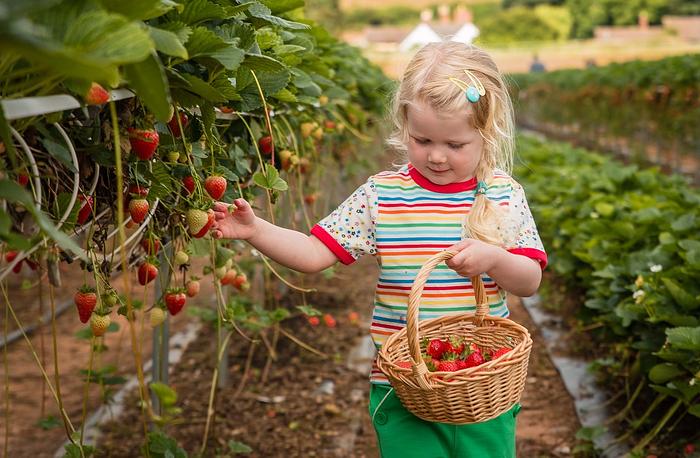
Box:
[376,249,532,424]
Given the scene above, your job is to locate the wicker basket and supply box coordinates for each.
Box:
[376,249,532,424]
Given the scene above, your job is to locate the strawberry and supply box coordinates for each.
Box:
[84,82,110,105]
[186,209,214,238]
[90,314,111,337]
[182,176,195,195]
[324,120,336,130]
[17,172,29,187]
[319,95,329,106]
[347,311,360,325]
[164,289,186,316]
[174,251,189,266]
[300,122,315,139]
[74,285,97,323]
[77,195,94,225]
[489,347,511,361]
[128,128,159,160]
[455,360,468,370]
[128,199,149,224]
[426,339,447,359]
[167,112,188,137]
[278,150,299,171]
[304,193,318,205]
[140,237,160,255]
[258,135,273,156]
[436,360,460,372]
[307,316,320,326]
[312,127,323,141]
[129,184,149,197]
[298,157,312,175]
[231,272,248,290]
[186,279,200,297]
[396,361,412,369]
[446,336,465,355]
[150,307,166,328]
[465,349,485,368]
[220,269,237,286]
[137,262,158,285]
[204,175,227,200]
[167,151,180,163]
[323,313,336,328]
[6,250,23,273]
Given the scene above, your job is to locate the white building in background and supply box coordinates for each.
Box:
[399,4,480,52]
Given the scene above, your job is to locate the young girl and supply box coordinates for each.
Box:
[211,41,546,458]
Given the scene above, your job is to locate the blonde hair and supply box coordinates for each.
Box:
[387,42,515,246]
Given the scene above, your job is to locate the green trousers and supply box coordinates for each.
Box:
[369,384,520,458]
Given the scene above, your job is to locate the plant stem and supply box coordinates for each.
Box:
[200,331,232,456]
[631,398,682,454]
[79,336,97,450]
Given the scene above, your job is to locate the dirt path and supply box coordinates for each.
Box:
[93,256,580,457]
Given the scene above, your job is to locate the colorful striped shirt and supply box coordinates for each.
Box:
[311,165,547,384]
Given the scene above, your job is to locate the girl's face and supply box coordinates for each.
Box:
[406,100,483,185]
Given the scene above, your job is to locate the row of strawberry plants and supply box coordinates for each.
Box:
[0,0,391,456]
[516,134,700,455]
[510,54,700,181]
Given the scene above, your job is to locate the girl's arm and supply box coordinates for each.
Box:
[445,239,542,297]
[211,199,338,273]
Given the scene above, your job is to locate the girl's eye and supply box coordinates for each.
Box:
[448,143,465,150]
[413,137,430,145]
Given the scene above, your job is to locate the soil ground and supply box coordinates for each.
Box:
[94,256,581,457]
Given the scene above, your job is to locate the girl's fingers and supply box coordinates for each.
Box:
[213,201,229,212]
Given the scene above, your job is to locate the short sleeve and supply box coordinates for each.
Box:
[310,178,378,265]
[500,182,547,269]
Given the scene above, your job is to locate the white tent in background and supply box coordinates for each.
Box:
[399,22,442,52]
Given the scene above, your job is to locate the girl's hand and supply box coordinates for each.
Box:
[445,239,505,278]
[210,198,258,240]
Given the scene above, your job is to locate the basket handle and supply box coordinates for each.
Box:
[406,250,489,387]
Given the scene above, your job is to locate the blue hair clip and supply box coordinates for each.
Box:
[475,181,487,195]
[449,70,486,104]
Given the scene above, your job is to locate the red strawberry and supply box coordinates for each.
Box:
[84,82,110,105]
[17,172,29,187]
[5,251,22,273]
[436,360,460,372]
[164,290,186,316]
[167,112,188,137]
[137,262,158,285]
[220,269,237,286]
[304,193,318,205]
[347,311,360,325]
[74,285,97,324]
[396,361,412,369]
[204,176,227,200]
[307,316,320,326]
[182,176,195,195]
[323,313,336,328]
[77,195,94,225]
[128,199,149,224]
[258,135,273,156]
[186,209,214,238]
[231,272,248,290]
[489,347,511,361]
[140,238,160,255]
[446,336,465,355]
[129,184,149,197]
[128,128,159,160]
[186,280,200,297]
[455,360,468,370]
[426,339,447,359]
[465,350,485,368]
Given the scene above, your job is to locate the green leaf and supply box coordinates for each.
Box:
[123,52,172,122]
[252,165,287,191]
[666,326,700,351]
[671,213,696,232]
[243,53,286,73]
[178,73,228,102]
[272,87,296,102]
[648,363,685,384]
[148,26,188,59]
[661,278,698,311]
[259,0,304,14]
[179,0,228,24]
[0,180,84,258]
[228,439,253,454]
[98,0,178,21]
[210,45,245,71]
[185,26,228,57]
[247,2,309,29]
[689,403,700,418]
[40,136,78,173]
[150,382,177,407]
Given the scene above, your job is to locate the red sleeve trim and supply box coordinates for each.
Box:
[508,248,547,270]
[310,225,356,265]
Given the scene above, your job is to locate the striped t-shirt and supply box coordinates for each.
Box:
[311,164,547,384]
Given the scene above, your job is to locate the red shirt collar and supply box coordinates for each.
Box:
[408,164,478,193]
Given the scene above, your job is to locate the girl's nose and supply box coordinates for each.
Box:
[428,150,447,164]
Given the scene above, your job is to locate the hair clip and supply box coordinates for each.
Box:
[475,181,487,195]
[448,70,486,103]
